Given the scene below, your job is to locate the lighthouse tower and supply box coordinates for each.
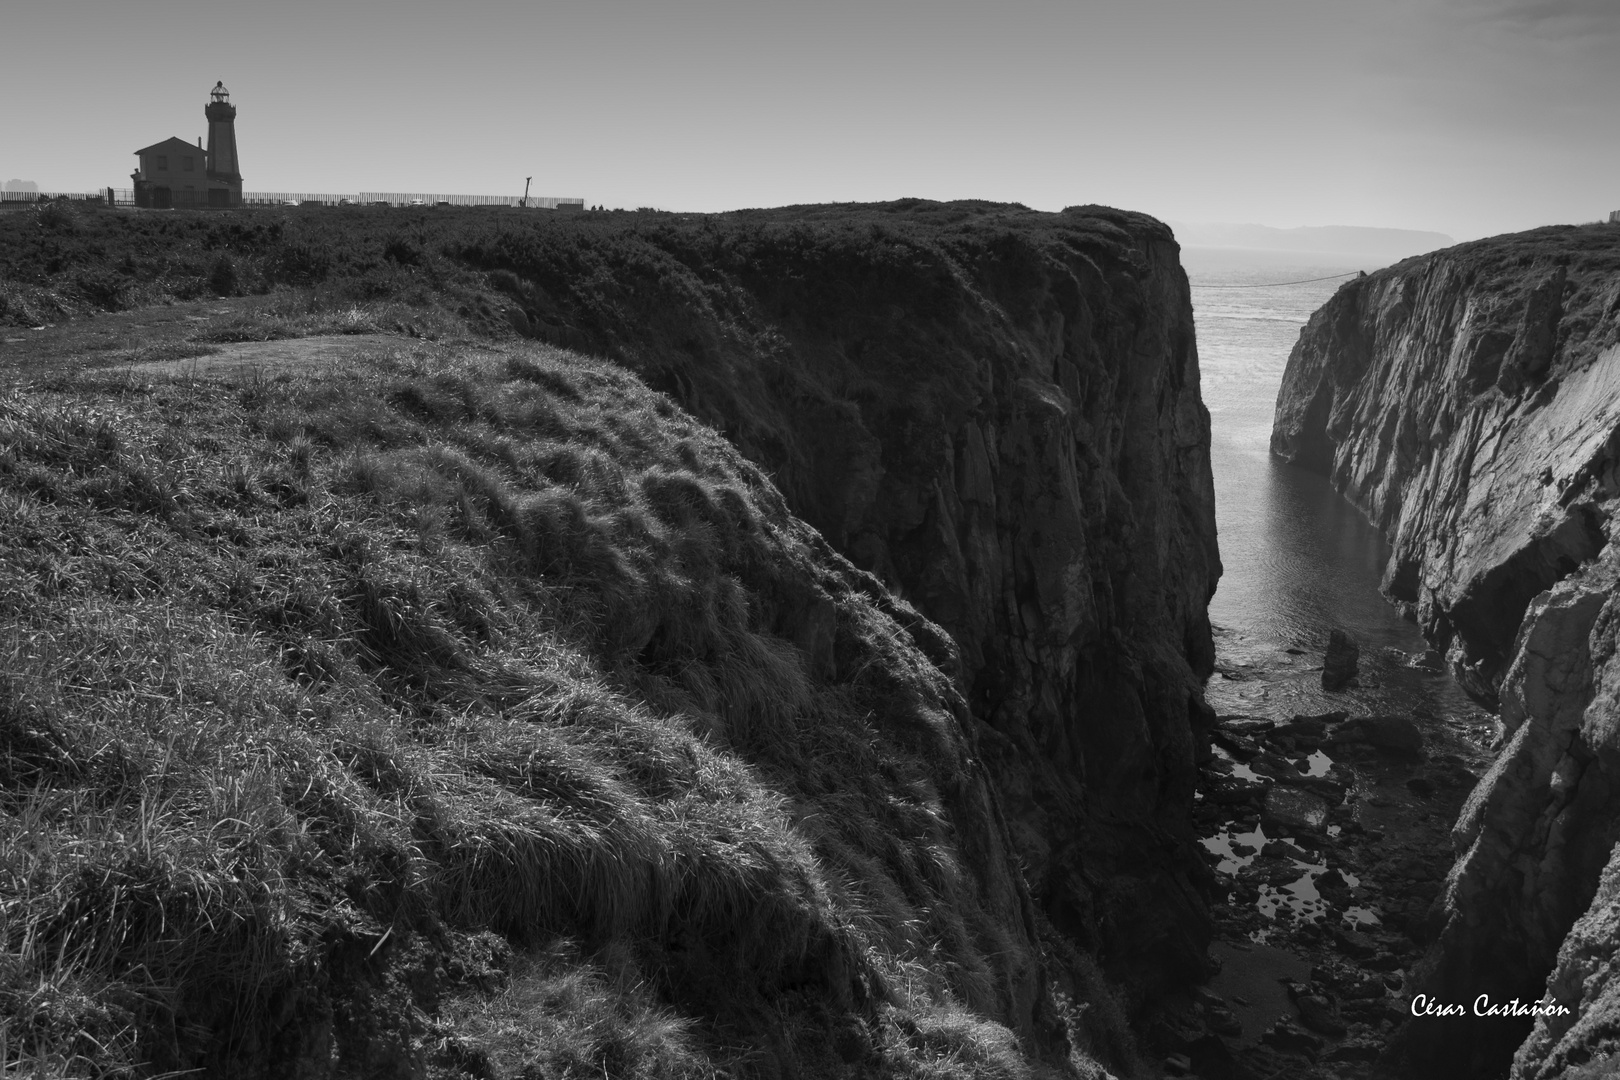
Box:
[204,82,243,207]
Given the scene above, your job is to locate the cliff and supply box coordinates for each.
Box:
[1270,223,1620,1077]
[0,201,1222,1075]
[452,201,1224,1000]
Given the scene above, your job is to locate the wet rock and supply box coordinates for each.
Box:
[1261,839,1309,861]
[1346,974,1389,1000]
[1276,714,1335,738]
[1211,730,1263,760]
[1221,716,1276,737]
[1332,927,1380,960]
[1326,714,1425,758]
[1252,861,1304,886]
[1297,993,1348,1037]
[1314,868,1349,902]
[1275,773,1347,803]
[1206,782,1267,807]
[1322,629,1360,691]
[1249,753,1301,781]
[1262,1019,1324,1058]
[1263,787,1331,834]
[1406,649,1445,672]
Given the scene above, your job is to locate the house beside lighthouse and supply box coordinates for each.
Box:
[132,83,243,208]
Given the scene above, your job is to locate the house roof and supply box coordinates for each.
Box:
[134,137,200,157]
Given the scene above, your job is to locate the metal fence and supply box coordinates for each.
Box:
[241,193,359,207]
[356,193,584,209]
[2,189,586,210]
[240,192,584,209]
[0,189,113,205]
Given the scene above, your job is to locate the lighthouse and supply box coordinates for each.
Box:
[204,81,243,207]
[130,83,246,208]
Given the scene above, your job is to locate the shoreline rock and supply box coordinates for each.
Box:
[1193,709,1478,1079]
[1322,629,1361,691]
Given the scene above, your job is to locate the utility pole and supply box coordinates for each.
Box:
[521,176,531,208]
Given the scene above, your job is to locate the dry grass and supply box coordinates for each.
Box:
[0,339,1095,1078]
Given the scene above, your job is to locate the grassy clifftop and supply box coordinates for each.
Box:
[1,199,1216,1077]
[1,335,1123,1078]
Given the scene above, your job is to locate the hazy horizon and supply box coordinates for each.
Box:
[6,0,1618,241]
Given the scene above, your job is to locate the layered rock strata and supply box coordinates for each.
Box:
[1270,224,1620,1076]
[461,202,1224,1001]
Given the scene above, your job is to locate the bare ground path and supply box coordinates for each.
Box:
[0,295,451,385]
[112,333,399,380]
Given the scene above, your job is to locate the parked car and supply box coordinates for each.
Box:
[408,199,426,207]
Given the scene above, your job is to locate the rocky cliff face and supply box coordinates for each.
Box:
[1270,224,1620,1076]
[457,201,1223,1003]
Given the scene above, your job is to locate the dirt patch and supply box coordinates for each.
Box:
[114,334,398,380]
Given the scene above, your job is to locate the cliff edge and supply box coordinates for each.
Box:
[455,202,1224,1001]
[1270,223,1620,1076]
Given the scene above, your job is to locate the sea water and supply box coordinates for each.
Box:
[1183,247,1489,731]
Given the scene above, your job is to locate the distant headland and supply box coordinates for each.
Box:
[1171,220,1455,260]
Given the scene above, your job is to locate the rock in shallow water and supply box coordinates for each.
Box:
[1263,787,1331,834]
[1322,629,1360,691]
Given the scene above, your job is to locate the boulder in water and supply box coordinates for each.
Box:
[1321,629,1360,691]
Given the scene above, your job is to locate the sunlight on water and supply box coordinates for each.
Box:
[1186,247,1488,724]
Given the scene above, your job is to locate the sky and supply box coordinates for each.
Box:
[3,0,1617,241]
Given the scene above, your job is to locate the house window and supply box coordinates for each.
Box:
[183,156,194,171]
[156,155,168,171]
